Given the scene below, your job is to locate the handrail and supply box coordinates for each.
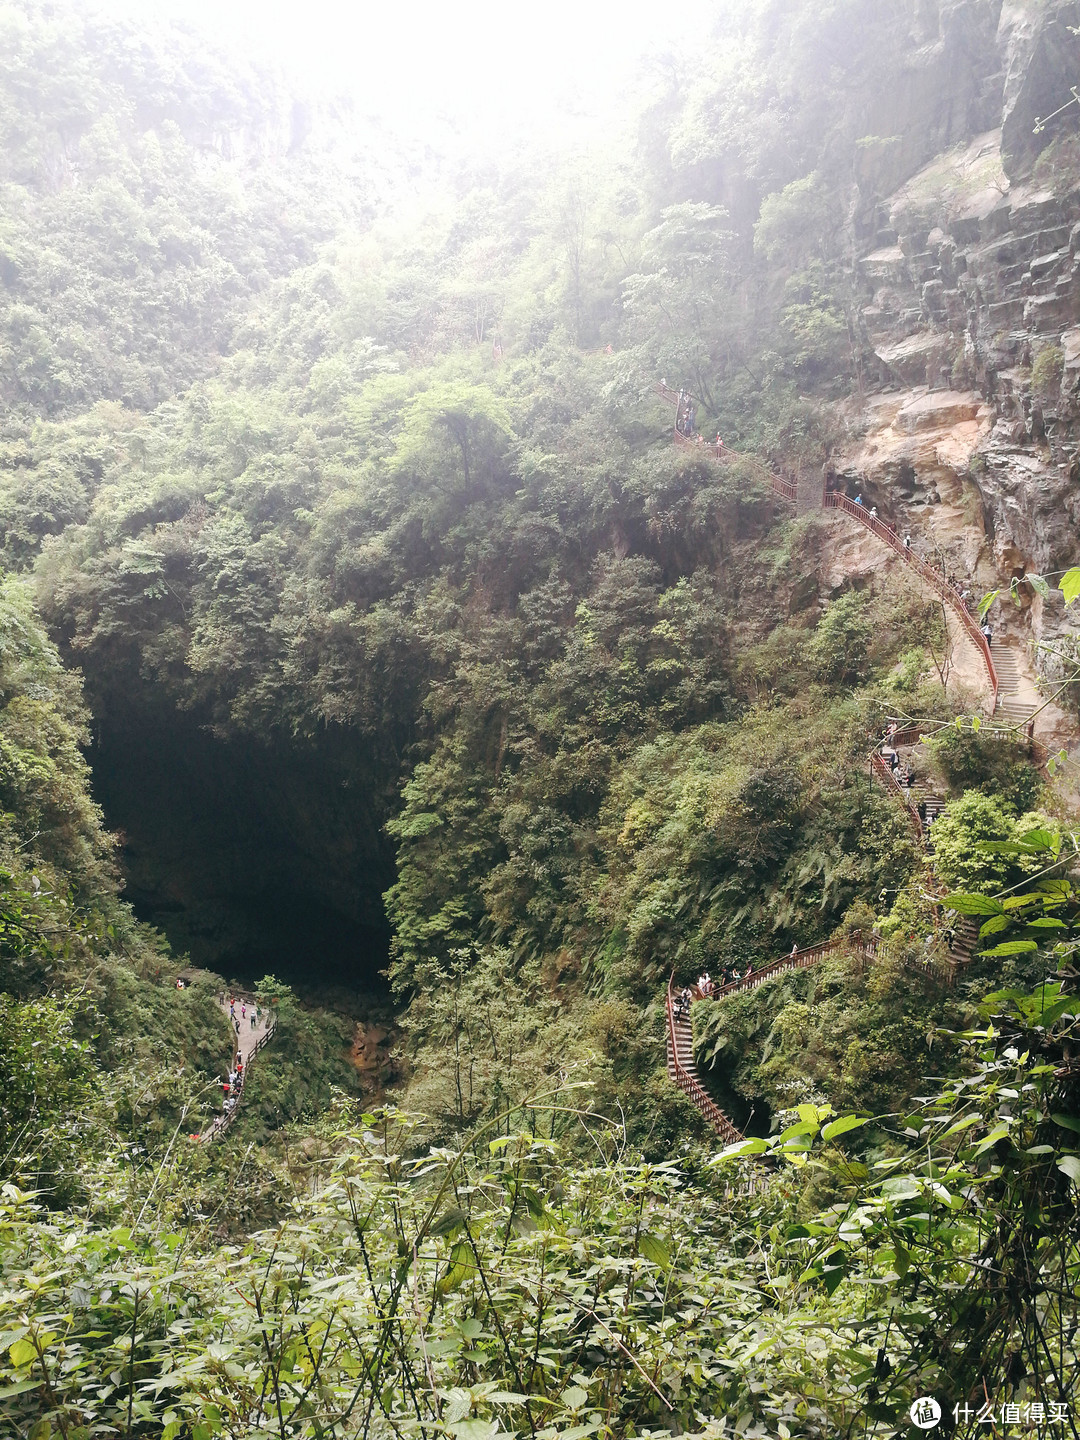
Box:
[666,916,965,1140]
[203,1017,277,1144]
[665,978,744,1145]
[884,725,925,748]
[655,376,995,1144]
[667,933,879,1143]
[823,492,999,705]
[673,428,798,502]
[868,740,979,977]
[658,381,800,504]
[870,751,925,841]
[698,933,879,1005]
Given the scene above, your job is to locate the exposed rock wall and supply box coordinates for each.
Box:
[857,0,1005,200]
[833,3,1080,682]
[1000,0,1080,179]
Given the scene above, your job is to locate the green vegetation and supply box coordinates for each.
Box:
[0,1,1079,1435]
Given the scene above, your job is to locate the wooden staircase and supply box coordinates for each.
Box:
[666,981,744,1145]
[822,491,999,704]
[947,917,979,971]
[665,935,878,1144]
[199,997,277,1144]
[658,389,1039,732]
[658,385,1045,742]
[670,730,984,1144]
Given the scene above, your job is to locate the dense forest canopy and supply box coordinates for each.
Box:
[2,0,1080,1435]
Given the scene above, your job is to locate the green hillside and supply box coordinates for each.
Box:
[1,0,1080,1435]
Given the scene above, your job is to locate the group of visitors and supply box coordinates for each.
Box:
[221,1050,246,1117]
[706,963,756,991]
[226,994,261,1033]
[880,719,922,790]
[849,495,985,624]
[673,963,761,1016]
[879,725,942,835]
[218,995,261,1120]
[676,388,696,437]
[670,385,726,457]
[879,740,911,788]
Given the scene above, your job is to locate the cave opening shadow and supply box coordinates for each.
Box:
[700,1069,773,1142]
[89,700,397,996]
[127,888,394,995]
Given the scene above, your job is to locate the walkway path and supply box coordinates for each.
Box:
[822,503,1042,736]
[200,997,276,1143]
[667,935,880,1146]
[822,491,999,706]
[664,851,968,1144]
[656,385,799,504]
[989,640,1037,730]
[660,385,1040,734]
[659,382,1018,1141]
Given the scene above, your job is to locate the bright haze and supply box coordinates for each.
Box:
[99,0,710,150]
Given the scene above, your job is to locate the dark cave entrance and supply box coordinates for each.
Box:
[88,700,396,995]
[701,1070,773,1141]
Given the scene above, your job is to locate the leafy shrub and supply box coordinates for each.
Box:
[1032,343,1064,403]
[810,590,876,684]
[931,726,1043,811]
[931,792,1060,893]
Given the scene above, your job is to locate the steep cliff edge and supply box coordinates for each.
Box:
[829,3,1080,739]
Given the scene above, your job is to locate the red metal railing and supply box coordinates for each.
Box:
[823,492,998,704]
[870,751,925,841]
[658,381,799,503]
[665,913,966,1141]
[666,933,880,1142]
[673,428,798,502]
[700,932,879,1005]
[884,726,926,748]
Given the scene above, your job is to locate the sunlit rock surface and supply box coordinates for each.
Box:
[837,5,1080,719]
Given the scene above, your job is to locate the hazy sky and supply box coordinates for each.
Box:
[101,0,709,145]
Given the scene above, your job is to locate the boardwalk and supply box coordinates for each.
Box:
[200,997,276,1143]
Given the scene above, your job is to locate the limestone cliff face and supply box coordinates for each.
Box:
[1000,0,1080,180]
[832,1,1080,678]
[857,0,1005,201]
